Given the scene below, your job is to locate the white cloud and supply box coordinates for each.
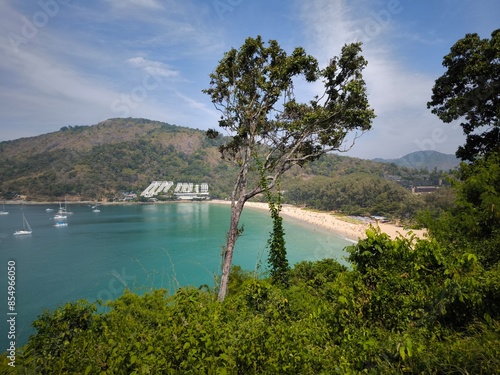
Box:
[396,32,445,46]
[127,57,180,79]
[0,44,120,128]
[106,0,163,11]
[173,90,219,118]
[298,0,465,158]
[1,0,481,155]
[0,4,130,134]
[0,2,223,140]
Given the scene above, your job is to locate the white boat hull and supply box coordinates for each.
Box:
[15,213,32,235]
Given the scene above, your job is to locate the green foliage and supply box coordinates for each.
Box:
[428,29,500,161]
[422,152,500,268]
[0,116,444,216]
[290,258,347,289]
[258,158,290,287]
[22,300,97,374]
[266,204,289,287]
[13,150,499,374]
[285,173,414,217]
[204,36,374,177]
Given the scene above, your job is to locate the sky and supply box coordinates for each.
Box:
[0,0,498,159]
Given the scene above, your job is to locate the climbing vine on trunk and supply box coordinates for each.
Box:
[258,159,290,287]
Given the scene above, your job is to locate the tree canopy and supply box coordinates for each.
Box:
[204,36,375,300]
[421,151,500,268]
[428,29,500,161]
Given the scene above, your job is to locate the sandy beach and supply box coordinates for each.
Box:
[211,200,426,242]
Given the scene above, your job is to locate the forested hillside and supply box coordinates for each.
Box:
[0,118,227,199]
[0,118,450,222]
[0,118,446,200]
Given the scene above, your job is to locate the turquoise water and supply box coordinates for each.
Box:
[0,203,352,346]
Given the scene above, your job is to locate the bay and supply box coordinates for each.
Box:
[0,202,352,346]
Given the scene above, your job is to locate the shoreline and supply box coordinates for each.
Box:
[209,200,426,242]
[5,199,426,242]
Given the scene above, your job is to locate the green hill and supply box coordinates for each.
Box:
[0,118,227,200]
[0,118,450,221]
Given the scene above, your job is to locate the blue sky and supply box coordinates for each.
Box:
[0,0,498,159]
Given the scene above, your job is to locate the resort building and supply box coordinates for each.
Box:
[141,181,209,200]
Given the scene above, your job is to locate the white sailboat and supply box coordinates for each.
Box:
[64,197,73,215]
[14,213,32,235]
[92,204,100,213]
[0,203,8,215]
[57,197,73,215]
[55,205,68,219]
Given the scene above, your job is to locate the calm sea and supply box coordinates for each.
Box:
[0,202,352,346]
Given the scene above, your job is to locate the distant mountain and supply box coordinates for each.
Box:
[373,151,460,171]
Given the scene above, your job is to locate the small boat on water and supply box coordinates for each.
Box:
[58,198,73,215]
[45,208,54,212]
[54,221,68,227]
[92,204,100,213]
[14,213,32,235]
[53,214,67,220]
[0,203,9,215]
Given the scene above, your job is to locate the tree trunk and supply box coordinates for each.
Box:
[218,197,246,301]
